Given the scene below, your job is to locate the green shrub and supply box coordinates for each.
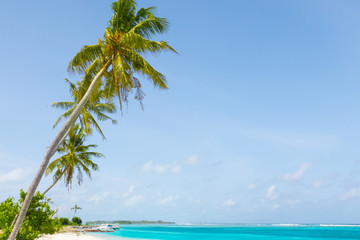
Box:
[0,190,61,240]
[59,217,70,226]
[0,198,19,231]
[71,217,82,225]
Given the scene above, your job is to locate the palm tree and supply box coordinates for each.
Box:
[9,1,176,239]
[52,78,117,139]
[42,124,103,195]
[71,204,82,217]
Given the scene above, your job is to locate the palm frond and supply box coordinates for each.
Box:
[78,59,100,101]
[51,102,75,110]
[64,78,77,96]
[91,108,117,123]
[68,44,103,74]
[76,166,83,185]
[45,157,65,176]
[52,108,75,128]
[122,31,177,55]
[109,0,136,33]
[46,124,102,191]
[82,152,104,159]
[123,48,168,88]
[131,15,169,38]
[90,102,117,114]
[53,168,64,182]
[89,114,106,139]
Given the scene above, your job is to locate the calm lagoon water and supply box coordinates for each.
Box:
[90,224,360,240]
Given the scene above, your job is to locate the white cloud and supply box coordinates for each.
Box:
[283,162,312,181]
[185,154,200,165]
[89,192,111,204]
[272,204,279,211]
[223,199,236,207]
[265,185,278,201]
[122,185,135,197]
[142,161,181,174]
[0,168,33,183]
[171,165,181,174]
[313,180,325,188]
[124,195,145,206]
[340,188,360,200]
[158,195,179,205]
[248,184,256,190]
[287,199,300,205]
[142,161,165,173]
[142,154,200,174]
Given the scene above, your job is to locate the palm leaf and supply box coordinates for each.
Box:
[52,108,75,128]
[132,15,169,38]
[46,124,103,191]
[68,44,103,74]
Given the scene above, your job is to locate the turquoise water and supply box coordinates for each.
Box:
[91,225,360,240]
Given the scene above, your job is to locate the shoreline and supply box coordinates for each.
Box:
[36,232,139,240]
[37,232,105,240]
[36,227,108,240]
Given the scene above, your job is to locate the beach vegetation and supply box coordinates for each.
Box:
[58,218,70,226]
[70,204,82,216]
[10,0,176,238]
[0,190,60,240]
[71,217,82,225]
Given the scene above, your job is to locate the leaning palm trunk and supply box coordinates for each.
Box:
[41,126,72,196]
[8,61,111,240]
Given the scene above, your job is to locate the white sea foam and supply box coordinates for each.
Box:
[271,224,304,226]
[319,224,360,227]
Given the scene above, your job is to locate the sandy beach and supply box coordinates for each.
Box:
[37,232,105,240]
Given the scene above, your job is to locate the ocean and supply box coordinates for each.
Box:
[90,224,360,240]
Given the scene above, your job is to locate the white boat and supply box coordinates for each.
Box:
[97,224,116,232]
[112,224,122,230]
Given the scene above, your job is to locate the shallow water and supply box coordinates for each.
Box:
[91,224,360,240]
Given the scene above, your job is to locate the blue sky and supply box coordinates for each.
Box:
[1,0,360,224]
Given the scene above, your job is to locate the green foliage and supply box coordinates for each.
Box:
[45,124,103,190]
[0,190,61,240]
[6,1,176,239]
[71,217,82,225]
[67,0,177,114]
[71,204,82,215]
[0,198,19,233]
[59,218,70,226]
[51,78,117,139]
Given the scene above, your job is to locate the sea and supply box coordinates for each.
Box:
[89,224,360,240]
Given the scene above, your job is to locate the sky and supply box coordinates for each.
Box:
[1,0,360,224]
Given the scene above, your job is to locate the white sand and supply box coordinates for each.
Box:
[37,232,105,240]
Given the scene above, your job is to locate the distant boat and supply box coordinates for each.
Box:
[97,224,121,232]
[112,224,122,230]
[83,224,121,232]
